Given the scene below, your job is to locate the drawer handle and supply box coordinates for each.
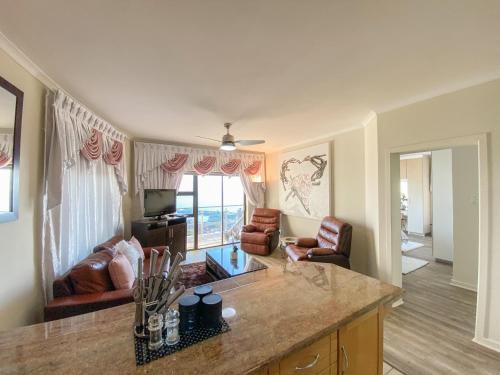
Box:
[294,353,320,371]
[341,345,349,373]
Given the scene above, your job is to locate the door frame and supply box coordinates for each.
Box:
[382,133,491,348]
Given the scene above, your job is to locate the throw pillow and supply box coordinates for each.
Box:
[115,240,142,277]
[108,253,135,289]
[128,236,145,259]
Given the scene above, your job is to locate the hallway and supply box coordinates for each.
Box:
[384,236,500,374]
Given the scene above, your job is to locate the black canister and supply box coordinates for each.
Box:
[194,285,213,299]
[178,294,200,333]
[200,294,223,329]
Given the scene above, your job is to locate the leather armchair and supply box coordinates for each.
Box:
[285,216,352,269]
[44,235,168,322]
[240,208,281,256]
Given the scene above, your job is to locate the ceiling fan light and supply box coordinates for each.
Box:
[220,142,236,151]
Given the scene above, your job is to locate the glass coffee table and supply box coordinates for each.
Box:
[205,243,268,280]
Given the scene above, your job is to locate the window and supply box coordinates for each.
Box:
[176,174,245,250]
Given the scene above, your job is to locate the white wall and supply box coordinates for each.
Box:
[265,127,375,276]
[432,149,454,262]
[451,145,479,290]
[377,78,500,350]
[0,48,45,330]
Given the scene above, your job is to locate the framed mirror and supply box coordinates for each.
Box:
[0,75,23,223]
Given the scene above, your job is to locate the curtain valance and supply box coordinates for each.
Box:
[46,90,128,209]
[134,141,266,193]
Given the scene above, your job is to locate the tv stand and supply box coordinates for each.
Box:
[131,216,187,258]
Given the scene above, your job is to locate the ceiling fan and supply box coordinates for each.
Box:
[196,123,265,151]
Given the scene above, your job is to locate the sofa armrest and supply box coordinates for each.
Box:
[44,289,134,322]
[143,245,168,259]
[306,247,335,256]
[242,224,257,233]
[295,237,318,248]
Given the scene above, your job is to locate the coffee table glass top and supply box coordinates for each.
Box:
[205,243,267,278]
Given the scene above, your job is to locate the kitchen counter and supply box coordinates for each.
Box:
[0,262,402,374]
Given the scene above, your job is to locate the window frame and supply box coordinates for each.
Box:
[176,173,246,250]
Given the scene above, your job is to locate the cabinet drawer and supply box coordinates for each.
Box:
[280,335,330,375]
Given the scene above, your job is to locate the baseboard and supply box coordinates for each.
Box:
[473,336,500,353]
[450,279,477,292]
[392,298,404,308]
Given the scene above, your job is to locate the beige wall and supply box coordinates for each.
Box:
[377,78,500,349]
[432,149,454,262]
[265,128,373,276]
[0,48,46,330]
[451,145,479,290]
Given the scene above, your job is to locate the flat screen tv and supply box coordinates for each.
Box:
[144,189,176,218]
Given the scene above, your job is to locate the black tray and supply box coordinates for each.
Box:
[134,318,231,366]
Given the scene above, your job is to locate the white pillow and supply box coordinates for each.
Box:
[114,240,142,277]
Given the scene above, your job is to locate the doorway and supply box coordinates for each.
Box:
[383,136,499,374]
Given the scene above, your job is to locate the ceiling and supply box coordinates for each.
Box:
[1,1,500,152]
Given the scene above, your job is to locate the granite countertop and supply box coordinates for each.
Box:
[0,262,402,375]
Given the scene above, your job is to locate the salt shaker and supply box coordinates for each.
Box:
[148,313,163,351]
[164,309,180,346]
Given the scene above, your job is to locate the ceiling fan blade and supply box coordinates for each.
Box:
[196,136,221,143]
[235,140,265,146]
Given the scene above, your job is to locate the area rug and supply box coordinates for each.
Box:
[402,256,429,275]
[401,241,424,252]
[178,262,216,289]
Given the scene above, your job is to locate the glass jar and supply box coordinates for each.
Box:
[164,309,180,346]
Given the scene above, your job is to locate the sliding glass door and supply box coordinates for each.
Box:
[198,175,223,248]
[176,174,245,250]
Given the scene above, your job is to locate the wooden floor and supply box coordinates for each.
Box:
[385,235,500,375]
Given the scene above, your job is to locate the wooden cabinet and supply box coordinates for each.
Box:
[131,217,187,258]
[254,307,383,375]
[338,309,381,375]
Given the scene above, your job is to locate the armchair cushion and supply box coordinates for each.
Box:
[306,247,335,257]
[240,231,269,246]
[285,244,309,261]
[295,237,318,248]
[242,224,257,233]
[264,227,277,235]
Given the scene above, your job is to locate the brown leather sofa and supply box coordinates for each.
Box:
[240,208,281,256]
[285,216,352,269]
[44,235,167,322]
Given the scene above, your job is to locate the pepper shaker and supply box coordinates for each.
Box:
[148,313,164,351]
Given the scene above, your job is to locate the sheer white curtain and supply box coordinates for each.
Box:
[42,90,127,302]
